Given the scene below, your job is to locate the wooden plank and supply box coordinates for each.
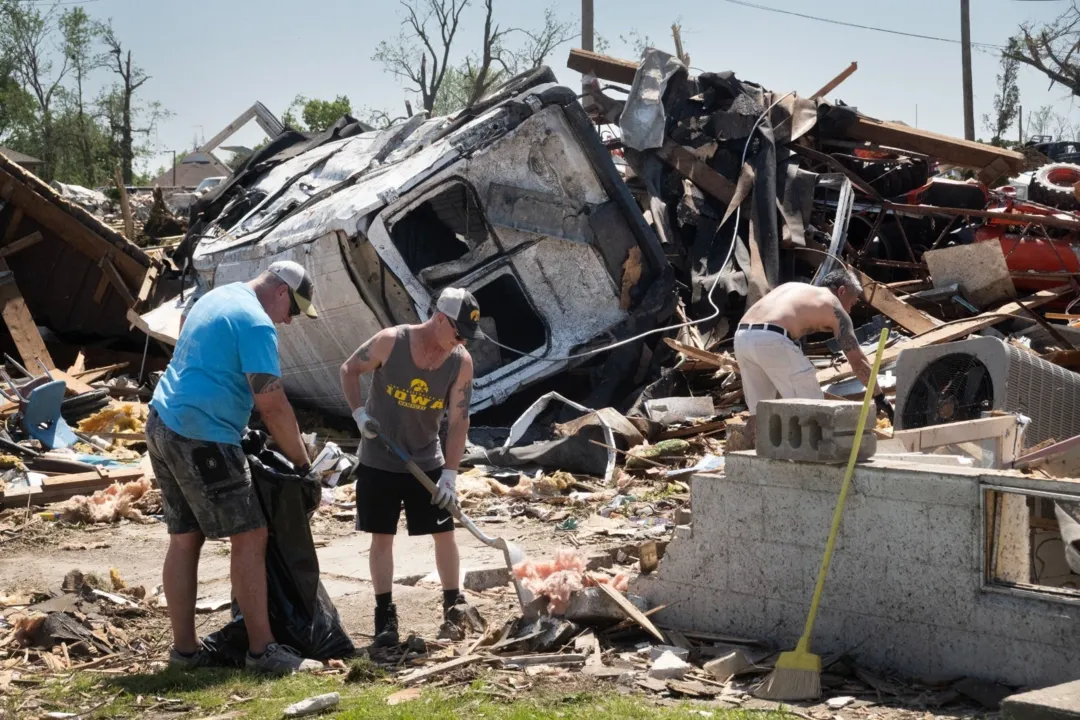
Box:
[98,256,137,308]
[0,165,147,288]
[92,272,110,304]
[853,268,942,335]
[500,654,586,668]
[663,338,737,370]
[112,167,135,242]
[50,369,96,396]
[847,115,1025,174]
[401,655,484,687]
[655,140,735,205]
[0,231,43,258]
[591,577,665,642]
[0,259,54,370]
[68,350,86,375]
[892,415,1020,453]
[817,285,1072,385]
[2,467,144,508]
[812,61,858,98]
[72,362,129,383]
[657,419,728,440]
[566,47,639,85]
[134,264,158,309]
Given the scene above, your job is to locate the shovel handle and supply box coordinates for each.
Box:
[377,432,497,547]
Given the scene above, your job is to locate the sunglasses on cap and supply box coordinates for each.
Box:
[446,317,465,342]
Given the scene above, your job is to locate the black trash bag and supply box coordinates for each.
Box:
[202,431,354,666]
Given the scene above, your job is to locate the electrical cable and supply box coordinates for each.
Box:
[720,0,1005,51]
[480,91,796,364]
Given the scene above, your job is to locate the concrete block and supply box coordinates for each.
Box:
[648,650,691,680]
[926,504,979,571]
[881,561,979,630]
[817,549,888,613]
[564,587,648,624]
[971,595,1080,650]
[756,399,876,463]
[1003,679,1080,720]
[693,476,764,542]
[761,486,843,548]
[854,464,978,507]
[849,497,932,564]
[704,649,752,682]
[689,588,769,638]
[727,541,811,603]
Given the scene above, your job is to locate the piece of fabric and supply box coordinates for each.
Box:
[358,326,464,473]
[354,463,454,536]
[733,328,823,415]
[145,408,265,539]
[151,283,280,446]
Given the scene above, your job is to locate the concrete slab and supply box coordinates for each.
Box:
[1003,680,1080,720]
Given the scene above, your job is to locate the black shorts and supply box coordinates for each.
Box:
[355,463,453,536]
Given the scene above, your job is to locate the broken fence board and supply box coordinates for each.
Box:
[816,285,1072,385]
[663,338,736,370]
[99,256,137,309]
[853,269,941,335]
[0,231,43,258]
[591,577,665,642]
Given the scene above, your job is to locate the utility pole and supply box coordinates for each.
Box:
[169,149,177,187]
[960,0,975,141]
[582,0,593,51]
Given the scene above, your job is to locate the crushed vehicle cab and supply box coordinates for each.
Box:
[160,69,671,416]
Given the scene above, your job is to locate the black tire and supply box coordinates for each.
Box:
[1029,162,1080,211]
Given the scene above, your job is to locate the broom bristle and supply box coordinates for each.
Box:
[755,667,821,701]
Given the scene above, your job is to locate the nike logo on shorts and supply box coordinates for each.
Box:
[437,517,452,526]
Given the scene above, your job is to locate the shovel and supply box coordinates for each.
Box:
[376,431,536,612]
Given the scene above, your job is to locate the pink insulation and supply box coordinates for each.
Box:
[513,549,630,614]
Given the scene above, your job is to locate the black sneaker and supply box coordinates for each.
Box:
[374,603,400,647]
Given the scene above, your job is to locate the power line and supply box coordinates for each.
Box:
[721,0,1006,51]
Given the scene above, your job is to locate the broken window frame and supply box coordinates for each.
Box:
[979,478,1080,607]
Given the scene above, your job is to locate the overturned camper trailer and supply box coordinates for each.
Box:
[147,70,671,415]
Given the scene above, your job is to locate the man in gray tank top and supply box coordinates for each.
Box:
[339,287,479,647]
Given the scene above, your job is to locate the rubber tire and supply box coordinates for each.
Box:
[1029,162,1080,211]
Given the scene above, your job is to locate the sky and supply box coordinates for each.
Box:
[45,0,1080,174]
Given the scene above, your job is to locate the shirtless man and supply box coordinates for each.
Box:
[733,269,892,444]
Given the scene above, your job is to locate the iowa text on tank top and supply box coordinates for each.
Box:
[358,326,463,473]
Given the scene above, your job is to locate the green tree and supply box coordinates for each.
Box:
[281,94,353,132]
[0,0,71,180]
[982,52,1021,148]
[58,6,102,184]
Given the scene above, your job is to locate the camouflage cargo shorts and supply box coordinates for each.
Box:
[145,408,266,539]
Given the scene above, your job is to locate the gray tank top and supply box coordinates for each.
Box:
[358,326,464,473]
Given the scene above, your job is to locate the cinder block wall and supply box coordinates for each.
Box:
[634,453,1080,687]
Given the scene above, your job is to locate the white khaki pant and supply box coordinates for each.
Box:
[733,329,823,415]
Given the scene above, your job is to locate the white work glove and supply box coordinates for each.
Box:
[432,469,457,511]
[352,408,380,440]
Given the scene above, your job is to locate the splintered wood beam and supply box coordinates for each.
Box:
[98,256,137,308]
[0,259,54,370]
[852,268,941,335]
[112,166,135,242]
[846,116,1025,174]
[567,47,639,85]
[812,61,858,98]
[655,140,736,205]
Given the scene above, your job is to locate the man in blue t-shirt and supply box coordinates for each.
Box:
[146,260,320,675]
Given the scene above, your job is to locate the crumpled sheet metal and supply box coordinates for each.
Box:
[620,50,686,151]
[502,391,616,484]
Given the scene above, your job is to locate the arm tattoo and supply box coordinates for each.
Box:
[833,304,860,353]
[349,338,376,367]
[247,373,282,395]
[455,382,473,421]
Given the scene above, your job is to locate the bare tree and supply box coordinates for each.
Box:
[374,0,576,116]
[1007,2,1080,97]
[373,0,469,113]
[0,0,70,180]
[97,21,151,184]
[982,52,1021,146]
[59,7,101,183]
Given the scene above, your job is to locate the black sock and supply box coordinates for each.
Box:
[443,589,463,609]
[376,592,393,610]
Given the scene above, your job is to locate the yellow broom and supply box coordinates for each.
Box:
[755,327,890,701]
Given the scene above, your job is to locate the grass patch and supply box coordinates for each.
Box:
[16,666,796,720]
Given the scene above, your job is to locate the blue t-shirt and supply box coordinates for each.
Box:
[151,283,281,445]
